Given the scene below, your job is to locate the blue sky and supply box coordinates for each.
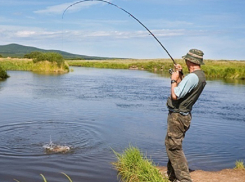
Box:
[1,0,245,60]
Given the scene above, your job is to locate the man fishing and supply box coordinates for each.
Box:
[165,49,206,182]
[63,3,206,180]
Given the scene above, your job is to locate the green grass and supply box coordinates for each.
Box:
[0,58,69,73]
[67,59,245,80]
[202,60,245,79]
[234,160,245,170]
[1,58,245,80]
[112,146,169,182]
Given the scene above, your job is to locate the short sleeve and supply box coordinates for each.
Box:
[174,73,199,99]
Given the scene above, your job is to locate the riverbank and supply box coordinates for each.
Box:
[0,58,69,73]
[1,58,245,79]
[67,59,245,80]
[157,166,245,182]
[113,146,245,182]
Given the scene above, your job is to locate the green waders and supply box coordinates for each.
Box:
[165,112,192,182]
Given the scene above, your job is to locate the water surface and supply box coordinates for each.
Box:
[0,67,245,181]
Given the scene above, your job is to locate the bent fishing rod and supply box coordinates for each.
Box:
[62,0,176,65]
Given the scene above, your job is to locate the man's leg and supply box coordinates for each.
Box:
[167,159,177,181]
[165,113,192,182]
[166,146,191,182]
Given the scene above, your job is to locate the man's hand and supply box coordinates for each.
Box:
[170,64,183,100]
[174,64,182,72]
[171,71,180,81]
[172,64,183,82]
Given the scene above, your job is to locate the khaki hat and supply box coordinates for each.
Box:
[182,49,204,65]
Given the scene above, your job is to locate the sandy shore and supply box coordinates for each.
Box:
[157,166,245,182]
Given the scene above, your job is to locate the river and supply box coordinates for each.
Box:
[0,67,244,181]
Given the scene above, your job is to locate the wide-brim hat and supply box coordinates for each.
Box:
[182,49,204,65]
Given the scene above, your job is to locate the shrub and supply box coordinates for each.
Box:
[34,52,65,66]
[24,51,65,67]
[0,65,9,80]
[24,51,42,59]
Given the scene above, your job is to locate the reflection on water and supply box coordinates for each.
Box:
[0,67,244,181]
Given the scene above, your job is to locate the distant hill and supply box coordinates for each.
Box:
[0,43,113,60]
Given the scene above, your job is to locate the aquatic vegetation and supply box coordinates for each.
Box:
[112,145,169,182]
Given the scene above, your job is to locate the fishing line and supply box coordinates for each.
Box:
[62,0,176,64]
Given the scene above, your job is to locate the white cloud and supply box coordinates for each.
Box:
[61,29,186,40]
[0,25,62,40]
[15,31,36,37]
[0,24,201,42]
[34,0,112,15]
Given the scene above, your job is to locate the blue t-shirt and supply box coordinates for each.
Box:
[174,73,199,99]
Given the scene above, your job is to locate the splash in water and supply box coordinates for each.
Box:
[43,136,71,154]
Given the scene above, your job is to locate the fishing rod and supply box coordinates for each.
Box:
[62,0,177,65]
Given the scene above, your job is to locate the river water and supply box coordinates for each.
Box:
[0,67,245,181]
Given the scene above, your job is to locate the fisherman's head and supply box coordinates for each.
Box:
[182,49,204,66]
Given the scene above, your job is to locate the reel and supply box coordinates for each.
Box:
[169,68,174,75]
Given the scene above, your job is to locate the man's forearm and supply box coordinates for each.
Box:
[171,82,178,100]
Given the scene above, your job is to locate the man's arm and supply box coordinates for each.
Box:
[171,71,180,100]
[170,64,183,100]
[171,73,199,100]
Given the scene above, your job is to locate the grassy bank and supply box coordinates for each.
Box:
[1,58,245,79]
[0,58,69,73]
[112,146,169,182]
[67,59,245,80]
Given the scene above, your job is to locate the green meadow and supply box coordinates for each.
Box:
[1,56,245,80]
[67,59,245,80]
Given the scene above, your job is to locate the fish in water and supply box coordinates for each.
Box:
[44,144,71,153]
[43,137,71,154]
